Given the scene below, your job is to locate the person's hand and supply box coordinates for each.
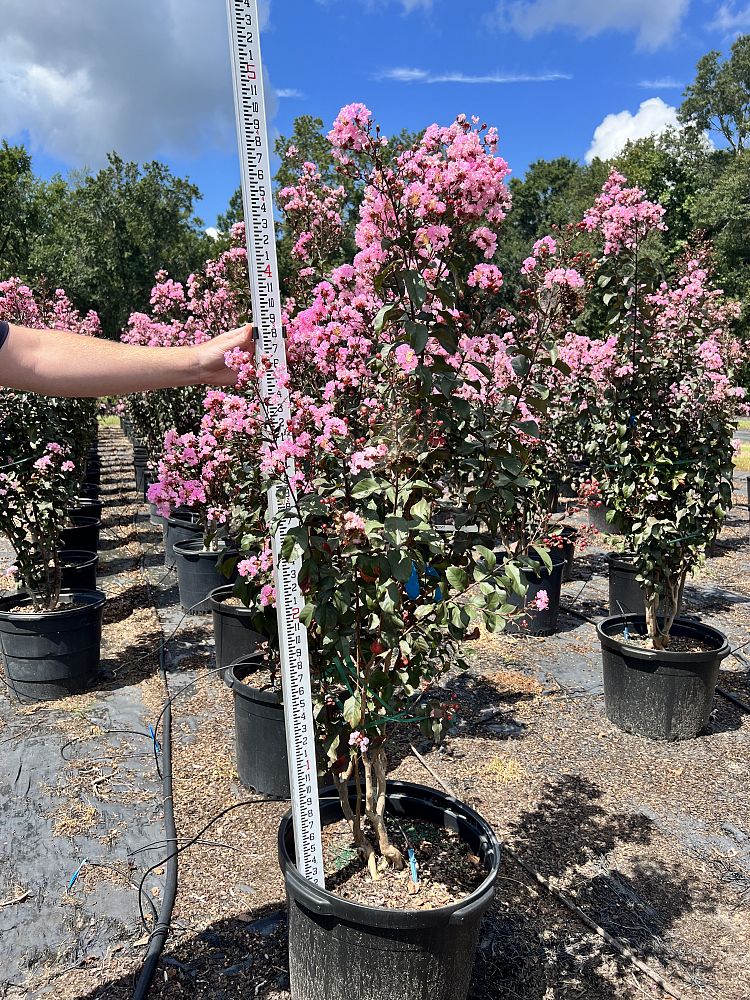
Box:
[193,324,255,386]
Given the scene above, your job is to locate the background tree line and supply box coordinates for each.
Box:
[1,35,749,351]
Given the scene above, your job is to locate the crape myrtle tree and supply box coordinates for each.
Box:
[579,172,744,647]
[0,280,100,610]
[222,107,580,876]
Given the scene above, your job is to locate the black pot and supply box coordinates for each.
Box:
[173,538,237,614]
[149,502,164,528]
[59,550,99,591]
[597,615,730,740]
[588,504,623,535]
[504,550,567,636]
[556,527,577,583]
[279,780,501,1000]
[60,516,101,553]
[228,655,290,797]
[209,585,264,670]
[67,496,103,522]
[607,553,679,617]
[85,462,101,485]
[163,509,203,569]
[133,446,149,494]
[0,590,106,703]
[80,481,100,500]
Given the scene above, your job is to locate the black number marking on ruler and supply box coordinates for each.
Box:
[225,0,325,887]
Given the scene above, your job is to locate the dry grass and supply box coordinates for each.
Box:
[734,441,750,471]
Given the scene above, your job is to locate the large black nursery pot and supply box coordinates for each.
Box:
[557,526,577,584]
[607,552,682,618]
[597,615,730,740]
[173,538,237,614]
[227,655,290,798]
[163,508,202,569]
[59,550,99,591]
[60,515,101,553]
[279,780,501,1000]
[67,496,103,522]
[133,446,149,495]
[0,590,106,703]
[588,504,623,535]
[504,549,567,636]
[209,585,264,670]
[80,481,100,500]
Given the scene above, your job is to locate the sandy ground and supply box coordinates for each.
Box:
[1,425,749,1000]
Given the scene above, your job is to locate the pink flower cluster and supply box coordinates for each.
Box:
[582,170,666,256]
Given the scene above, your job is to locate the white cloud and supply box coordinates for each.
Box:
[205,227,220,240]
[639,78,683,89]
[712,2,750,32]
[0,0,277,167]
[489,0,688,50]
[377,66,572,83]
[276,88,305,99]
[585,97,680,163]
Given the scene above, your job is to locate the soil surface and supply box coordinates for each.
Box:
[612,631,717,653]
[322,814,486,910]
[0,425,749,1000]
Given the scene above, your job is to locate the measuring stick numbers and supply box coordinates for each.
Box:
[225,0,325,887]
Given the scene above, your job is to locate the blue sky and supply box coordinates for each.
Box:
[0,1,746,227]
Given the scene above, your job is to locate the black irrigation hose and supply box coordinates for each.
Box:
[131,471,180,1000]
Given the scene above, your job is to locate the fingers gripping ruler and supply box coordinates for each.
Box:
[226,0,325,887]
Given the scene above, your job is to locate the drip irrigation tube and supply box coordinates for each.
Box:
[130,642,177,1000]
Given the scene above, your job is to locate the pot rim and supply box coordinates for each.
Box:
[278,779,501,929]
[227,655,278,705]
[65,515,102,529]
[0,589,106,620]
[597,614,730,664]
[57,549,99,566]
[173,537,232,557]
[165,510,203,528]
[208,584,257,616]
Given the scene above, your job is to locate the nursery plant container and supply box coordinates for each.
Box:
[80,481,100,500]
[67,496,103,522]
[60,515,101,553]
[607,553,681,618]
[558,526,577,583]
[504,549,567,636]
[209,585,264,670]
[173,538,237,614]
[0,589,106,703]
[84,461,101,485]
[279,780,501,1000]
[588,504,623,535]
[227,655,290,797]
[597,615,730,740]
[59,550,99,591]
[163,509,202,569]
[133,446,149,495]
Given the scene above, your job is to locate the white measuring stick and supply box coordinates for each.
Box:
[225,0,325,887]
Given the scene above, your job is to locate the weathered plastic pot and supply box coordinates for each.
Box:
[60,516,101,553]
[133,446,149,494]
[80,481,100,500]
[173,538,237,614]
[597,615,730,740]
[67,496,103,522]
[279,780,502,1000]
[209,585,264,670]
[588,504,623,535]
[227,655,290,798]
[607,553,680,618]
[59,550,99,591]
[556,527,577,583]
[163,509,202,569]
[504,550,567,636]
[0,590,106,703]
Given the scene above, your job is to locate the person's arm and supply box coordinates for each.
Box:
[0,322,254,397]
